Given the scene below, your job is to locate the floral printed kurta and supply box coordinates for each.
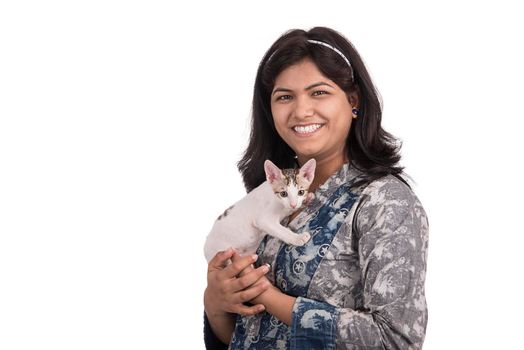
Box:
[229,163,429,350]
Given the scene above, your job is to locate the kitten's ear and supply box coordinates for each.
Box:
[264,160,283,183]
[299,159,316,183]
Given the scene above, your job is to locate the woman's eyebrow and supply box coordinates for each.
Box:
[272,87,293,95]
[272,81,335,95]
[305,82,334,90]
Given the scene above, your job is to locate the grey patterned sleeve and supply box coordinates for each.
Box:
[291,176,428,350]
[289,177,428,349]
[335,176,429,349]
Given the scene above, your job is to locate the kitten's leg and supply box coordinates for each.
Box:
[253,220,310,246]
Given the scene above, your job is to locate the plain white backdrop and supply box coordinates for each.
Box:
[1,1,523,349]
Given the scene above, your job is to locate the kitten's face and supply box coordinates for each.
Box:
[264,159,316,210]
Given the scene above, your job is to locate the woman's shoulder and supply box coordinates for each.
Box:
[359,173,419,205]
[353,173,428,233]
[346,164,415,201]
[353,173,427,223]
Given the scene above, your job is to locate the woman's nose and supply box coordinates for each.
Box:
[293,96,314,119]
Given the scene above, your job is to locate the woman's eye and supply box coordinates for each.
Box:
[298,190,305,196]
[280,191,288,197]
[276,95,292,101]
[312,90,328,96]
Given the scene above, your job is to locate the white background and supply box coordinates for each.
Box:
[1,1,523,349]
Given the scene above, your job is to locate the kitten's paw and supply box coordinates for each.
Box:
[292,232,311,246]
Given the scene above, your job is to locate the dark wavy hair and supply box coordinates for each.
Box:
[238,27,404,192]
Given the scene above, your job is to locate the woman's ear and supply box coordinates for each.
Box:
[347,87,360,109]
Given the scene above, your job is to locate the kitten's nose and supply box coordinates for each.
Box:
[290,203,297,208]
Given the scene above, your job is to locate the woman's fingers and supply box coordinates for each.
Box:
[231,277,271,305]
[222,252,259,279]
[208,248,235,271]
[206,249,272,316]
[231,263,270,292]
[232,303,266,316]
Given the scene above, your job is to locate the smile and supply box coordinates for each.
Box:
[292,123,324,135]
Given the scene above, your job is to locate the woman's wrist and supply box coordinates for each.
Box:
[204,288,236,345]
[205,311,235,345]
[251,283,279,306]
[204,287,228,317]
[252,285,295,326]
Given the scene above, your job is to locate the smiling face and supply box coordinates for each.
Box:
[270,58,357,167]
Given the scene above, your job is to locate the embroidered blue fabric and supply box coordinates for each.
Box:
[229,183,358,349]
[291,297,339,350]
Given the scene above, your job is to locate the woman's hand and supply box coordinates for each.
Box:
[229,253,296,326]
[204,248,272,344]
[204,248,271,317]
[230,254,276,305]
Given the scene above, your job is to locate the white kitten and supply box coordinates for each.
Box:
[204,159,316,262]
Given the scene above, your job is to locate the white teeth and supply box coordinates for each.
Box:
[293,124,322,134]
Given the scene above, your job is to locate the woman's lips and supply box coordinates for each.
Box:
[292,123,324,136]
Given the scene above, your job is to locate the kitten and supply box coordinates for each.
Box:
[204,159,316,262]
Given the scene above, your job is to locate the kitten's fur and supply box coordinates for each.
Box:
[204,159,316,262]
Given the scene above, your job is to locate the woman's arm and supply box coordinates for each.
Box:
[204,249,271,345]
[250,177,429,349]
[250,280,296,325]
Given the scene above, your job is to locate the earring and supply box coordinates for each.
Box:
[352,108,359,119]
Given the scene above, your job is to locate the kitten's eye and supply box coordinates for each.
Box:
[298,190,305,196]
[279,191,288,197]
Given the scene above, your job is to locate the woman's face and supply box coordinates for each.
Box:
[270,58,356,167]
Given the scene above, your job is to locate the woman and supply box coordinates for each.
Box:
[204,27,428,349]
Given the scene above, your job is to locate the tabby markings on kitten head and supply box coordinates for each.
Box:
[282,169,298,186]
[265,159,316,210]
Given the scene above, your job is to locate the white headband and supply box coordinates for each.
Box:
[266,39,354,81]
